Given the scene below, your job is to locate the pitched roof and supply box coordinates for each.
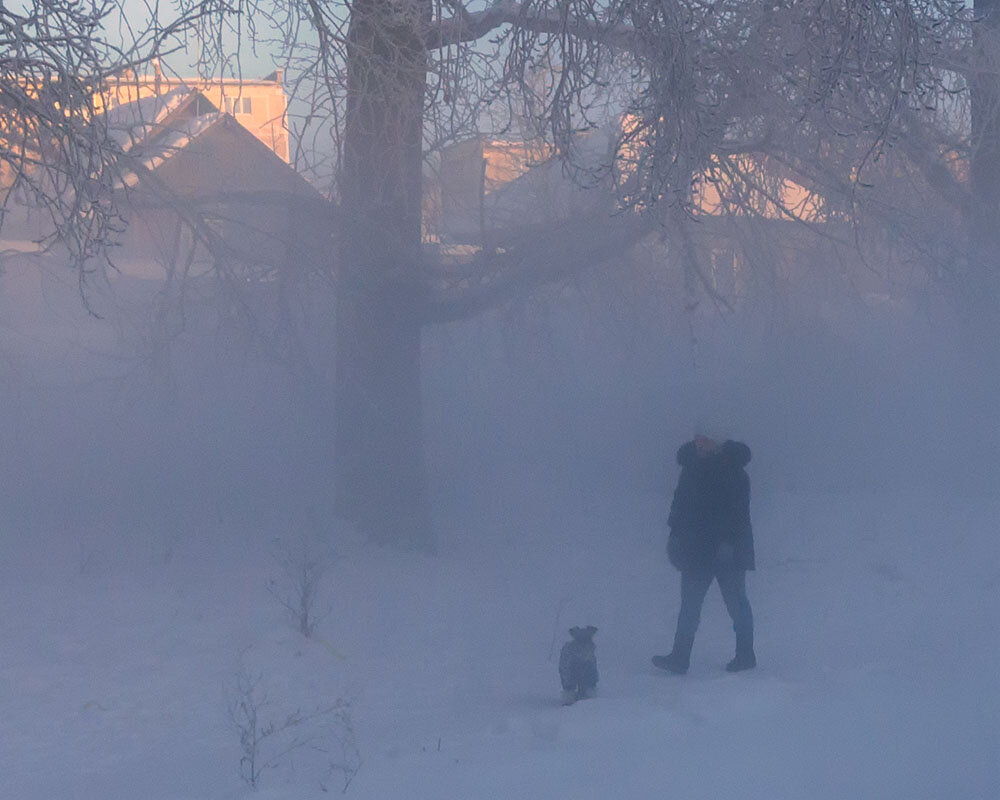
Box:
[105,91,322,201]
[105,85,216,154]
[116,111,223,187]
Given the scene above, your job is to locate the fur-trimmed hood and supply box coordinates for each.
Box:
[677,439,752,468]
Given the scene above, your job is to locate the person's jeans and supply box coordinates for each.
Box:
[675,566,754,651]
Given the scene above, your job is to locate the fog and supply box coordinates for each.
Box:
[5,0,1000,794]
[1,244,990,535]
[1,231,997,798]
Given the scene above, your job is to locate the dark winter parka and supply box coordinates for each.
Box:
[667,440,754,572]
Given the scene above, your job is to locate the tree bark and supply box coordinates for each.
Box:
[336,0,434,550]
[971,0,1000,310]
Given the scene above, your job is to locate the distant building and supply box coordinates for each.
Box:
[103,85,327,281]
[101,64,290,162]
[425,136,597,247]
[1,74,324,282]
[0,82,330,381]
[425,131,875,309]
[429,131,826,247]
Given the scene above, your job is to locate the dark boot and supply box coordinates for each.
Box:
[725,644,756,672]
[653,633,694,674]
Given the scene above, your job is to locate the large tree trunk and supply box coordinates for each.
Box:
[972,0,1000,309]
[336,0,434,550]
[964,1,1000,457]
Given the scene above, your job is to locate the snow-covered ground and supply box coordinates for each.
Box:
[1,254,997,798]
[3,468,997,799]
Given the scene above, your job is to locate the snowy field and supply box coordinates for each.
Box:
[0,258,997,798]
[2,472,997,799]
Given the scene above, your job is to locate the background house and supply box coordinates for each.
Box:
[104,85,329,282]
[1,69,313,277]
[0,80,330,373]
[101,65,291,162]
[423,131,906,320]
[425,135,602,248]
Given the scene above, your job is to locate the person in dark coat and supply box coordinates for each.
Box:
[653,434,756,674]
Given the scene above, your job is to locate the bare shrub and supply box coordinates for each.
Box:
[227,661,360,792]
[321,701,363,794]
[268,535,332,638]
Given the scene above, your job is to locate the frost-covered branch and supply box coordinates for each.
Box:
[0,1,207,278]
[427,0,638,50]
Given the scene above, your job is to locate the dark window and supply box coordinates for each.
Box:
[224,97,252,114]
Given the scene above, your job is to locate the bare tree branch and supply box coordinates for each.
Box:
[427,0,638,50]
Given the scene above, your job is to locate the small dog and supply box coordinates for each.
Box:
[559,625,598,705]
